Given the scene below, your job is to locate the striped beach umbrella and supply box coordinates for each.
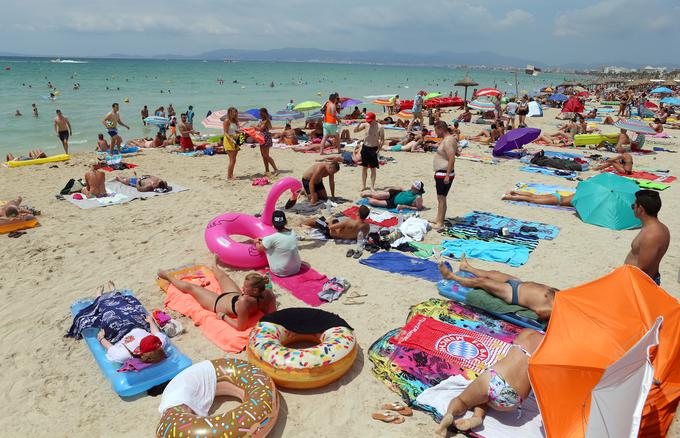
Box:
[468,99,495,111]
[474,88,502,98]
[614,118,657,135]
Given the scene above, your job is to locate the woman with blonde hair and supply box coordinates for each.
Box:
[158,264,276,331]
[257,107,279,176]
[222,107,241,180]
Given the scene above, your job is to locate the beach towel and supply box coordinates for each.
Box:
[635,180,670,191]
[69,291,192,397]
[391,315,512,374]
[368,299,523,420]
[457,154,499,165]
[440,223,539,251]
[159,265,263,353]
[65,179,188,209]
[356,197,401,214]
[259,264,327,307]
[457,211,560,240]
[416,376,545,438]
[520,165,577,179]
[602,169,676,183]
[441,239,530,267]
[342,205,398,227]
[360,252,444,282]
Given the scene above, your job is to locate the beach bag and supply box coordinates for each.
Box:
[60,178,85,195]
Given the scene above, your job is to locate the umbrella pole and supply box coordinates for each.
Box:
[464,87,468,107]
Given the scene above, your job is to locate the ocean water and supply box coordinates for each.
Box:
[0,58,574,155]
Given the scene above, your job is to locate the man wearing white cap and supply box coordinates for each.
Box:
[359,180,425,211]
[353,112,384,191]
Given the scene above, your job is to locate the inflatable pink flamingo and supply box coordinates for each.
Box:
[205,177,303,269]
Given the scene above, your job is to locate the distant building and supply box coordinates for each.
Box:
[603,66,637,74]
[642,66,667,74]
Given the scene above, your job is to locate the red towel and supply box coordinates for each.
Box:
[604,169,676,183]
[391,315,511,374]
[342,205,398,227]
[260,263,327,307]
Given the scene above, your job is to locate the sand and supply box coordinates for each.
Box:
[2,106,679,437]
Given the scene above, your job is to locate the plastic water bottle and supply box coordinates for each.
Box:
[356,230,365,252]
[397,212,404,226]
[325,199,332,216]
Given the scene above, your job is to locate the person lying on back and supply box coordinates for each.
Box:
[115,173,171,192]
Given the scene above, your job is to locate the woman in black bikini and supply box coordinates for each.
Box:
[157,263,276,330]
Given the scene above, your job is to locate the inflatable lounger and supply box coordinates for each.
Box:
[573,133,619,147]
[97,146,139,155]
[436,277,545,331]
[5,154,70,168]
[70,291,192,397]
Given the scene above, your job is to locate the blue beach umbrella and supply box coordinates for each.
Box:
[271,110,304,121]
[660,97,680,106]
[651,87,673,94]
[306,111,324,122]
[572,173,640,230]
[548,93,568,102]
[144,116,169,126]
[244,108,261,119]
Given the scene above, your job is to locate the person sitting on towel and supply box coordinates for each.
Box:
[649,118,664,134]
[303,205,370,240]
[255,210,301,277]
[359,180,425,211]
[115,173,171,193]
[595,127,630,151]
[436,328,544,434]
[158,264,276,331]
[98,314,167,364]
[501,190,574,207]
[592,145,633,174]
[82,161,108,198]
[468,123,501,143]
[439,255,557,320]
[456,107,472,123]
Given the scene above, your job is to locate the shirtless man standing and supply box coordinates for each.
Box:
[439,255,557,320]
[178,113,195,151]
[353,112,384,191]
[625,190,670,285]
[102,103,130,155]
[433,121,458,228]
[300,162,339,204]
[54,109,72,154]
[304,204,370,240]
[82,162,107,198]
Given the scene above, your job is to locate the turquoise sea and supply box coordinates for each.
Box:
[0,58,576,155]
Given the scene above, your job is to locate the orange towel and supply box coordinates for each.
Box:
[159,265,263,353]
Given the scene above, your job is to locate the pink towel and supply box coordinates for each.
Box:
[261,264,327,307]
[117,357,153,373]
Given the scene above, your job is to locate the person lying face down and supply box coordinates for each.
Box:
[303,205,370,240]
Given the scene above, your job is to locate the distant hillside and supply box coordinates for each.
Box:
[193,47,541,68]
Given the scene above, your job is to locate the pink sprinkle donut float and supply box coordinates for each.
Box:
[205,177,302,269]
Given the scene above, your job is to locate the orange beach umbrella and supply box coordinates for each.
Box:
[529,265,680,437]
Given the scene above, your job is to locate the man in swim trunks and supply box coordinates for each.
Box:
[320,93,339,155]
[115,173,171,193]
[592,145,633,174]
[178,113,196,151]
[439,255,557,320]
[433,121,458,229]
[436,328,543,434]
[82,161,107,198]
[303,205,370,240]
[353,112,384,191]
[141,105,149,125]
[102,102,130,155]
[456,106,472,123]
[360,180,425,211]
[54,109,72,154]
[408,91,426,131]
[300,162,339,204]
[625,190,669,285]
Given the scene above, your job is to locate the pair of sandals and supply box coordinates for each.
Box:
[251,177,270,186]
[372,402,413,424]
[346,249,363,259]
[7,231,26,238]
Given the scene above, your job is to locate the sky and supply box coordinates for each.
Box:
[2,0,680,66]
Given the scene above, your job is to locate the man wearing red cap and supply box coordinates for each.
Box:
[353,112,384,191]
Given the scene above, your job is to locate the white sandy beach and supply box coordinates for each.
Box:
[2,106,680,437]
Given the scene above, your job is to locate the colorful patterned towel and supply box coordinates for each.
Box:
[391,315,512,374]
[457,211,559,240]
[520,165,577,179]
[439,223,539,250]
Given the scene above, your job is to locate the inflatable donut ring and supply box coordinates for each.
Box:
[156,358,279,438]
[247,321,357,389]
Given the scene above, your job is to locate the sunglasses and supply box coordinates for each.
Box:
[631,203,637,210]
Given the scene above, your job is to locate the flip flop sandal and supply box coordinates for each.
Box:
[343,297,365,305]
[7,231,27,238]
[381,402,413,416]
[346,249,356,258]
[372,411,405,424]
[352,250,363,259]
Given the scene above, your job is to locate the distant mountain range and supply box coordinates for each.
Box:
[2,47,678,70]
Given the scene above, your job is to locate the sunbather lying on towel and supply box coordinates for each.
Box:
[360,180,425,211]
[115,173,171,192]
[436,328,544,434]
[0,196,33,217]
[592,146,633,174]
[158,262,276,331]
[318,143,362,166]
[501,190,574,207]
[302,205,370,240]
[439,255,557,320]
[6,149,47,162]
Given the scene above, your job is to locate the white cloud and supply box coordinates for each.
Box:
[498,9,535,28]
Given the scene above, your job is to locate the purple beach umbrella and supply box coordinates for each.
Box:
[493,127,541,157]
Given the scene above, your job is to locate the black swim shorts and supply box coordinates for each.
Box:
[360,146,380,168]
[302,178,326,197]
[434,170,455,196]
[58,130,69,141]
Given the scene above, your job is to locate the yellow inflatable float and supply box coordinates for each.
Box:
[6,154,70,168]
